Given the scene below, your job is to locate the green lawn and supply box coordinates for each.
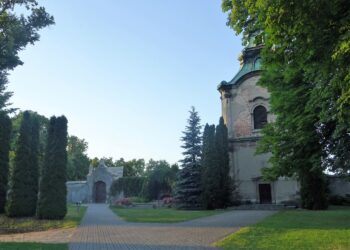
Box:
[0,243,67,250]
[0,204,86,234]
[111,207,223,223]
[216,207,350,250]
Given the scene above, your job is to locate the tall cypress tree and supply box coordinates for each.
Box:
[28,116,40,213]
[201,124,220,209]
[175,107,202,209]
[6,111,39,217]
[37,116,68,219]
[215,117,232,208]
[0,112,12,213]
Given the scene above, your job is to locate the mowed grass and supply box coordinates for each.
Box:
[0,243,67,250]
[0,205,87,234]
[216,207,350,250]
[111,207,223,223]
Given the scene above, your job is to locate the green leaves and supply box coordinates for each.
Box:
[0,0,54,112]
[221,0,350,208]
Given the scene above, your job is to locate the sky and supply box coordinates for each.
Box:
[8,0,243,164]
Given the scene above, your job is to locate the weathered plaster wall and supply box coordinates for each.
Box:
[220,73,299,204]
[66,163,123,203]
[221,74,271,139]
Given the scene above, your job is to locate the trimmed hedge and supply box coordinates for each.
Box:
[110,177,146,197]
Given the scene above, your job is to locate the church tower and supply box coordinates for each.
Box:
[218,39,299,204]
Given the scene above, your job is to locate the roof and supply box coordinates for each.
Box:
[218,45,263,90]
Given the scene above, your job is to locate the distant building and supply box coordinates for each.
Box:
[66,161,123,203]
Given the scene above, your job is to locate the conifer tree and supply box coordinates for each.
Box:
[6,111,39,217]
[201,124,220,209]
[0,112,11,212]
[175,107,202,209]
[215,117,232,207]
[201,118,233,209]
[37,116,68,219]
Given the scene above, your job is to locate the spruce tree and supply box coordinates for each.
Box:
[175,107,202,209]
[37,116,68,219]
[0,112,11,212]
[6,111,39,217]
[201,124,220,209]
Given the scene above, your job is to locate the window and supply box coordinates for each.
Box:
[253,105,267,129]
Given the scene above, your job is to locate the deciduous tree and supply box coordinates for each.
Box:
[0,0,54,112]
[67,136,90,181]
[221,0,348,209]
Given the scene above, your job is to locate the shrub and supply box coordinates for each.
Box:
[113,198,132,207]
[329,194,350,206]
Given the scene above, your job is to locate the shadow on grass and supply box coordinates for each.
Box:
[0,205,87,234]
[0,242,67,250]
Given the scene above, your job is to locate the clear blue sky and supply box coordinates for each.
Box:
[8,0,242,164]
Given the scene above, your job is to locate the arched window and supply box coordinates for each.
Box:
[253,105,268,129]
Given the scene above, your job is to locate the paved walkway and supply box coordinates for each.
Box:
[0,205,275,249]
[69,204,275,250]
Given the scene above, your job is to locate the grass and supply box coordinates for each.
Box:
[111,207,223,223]
[216,206,350,250]
[0,243,67,250]
[0,204,87,234]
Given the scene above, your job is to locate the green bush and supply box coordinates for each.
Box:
[110,177,146,197]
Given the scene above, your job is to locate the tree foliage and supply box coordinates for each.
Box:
[215,117,233,207]
[201,124,220,209]
[144,160,178,200]
[0,0,54,112]
[175,107,202,209]
[6,111,40,217]
[67,136,90,181]
[119,158,145,177]
[37,116,68,219]
[10,111,49,173]
[202,118,233,209]
[110,176,146,197]
[91,157,145,177]
[221,0,349,209]
[0,112,11,212]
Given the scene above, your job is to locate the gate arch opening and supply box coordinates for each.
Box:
[93,181,106,203]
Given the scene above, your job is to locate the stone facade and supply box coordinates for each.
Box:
[66,161,123,203]
[218,43,350,204]
[218,44,299,204]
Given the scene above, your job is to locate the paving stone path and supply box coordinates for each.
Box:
[0,204,274,249]
[69,204,275,250]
